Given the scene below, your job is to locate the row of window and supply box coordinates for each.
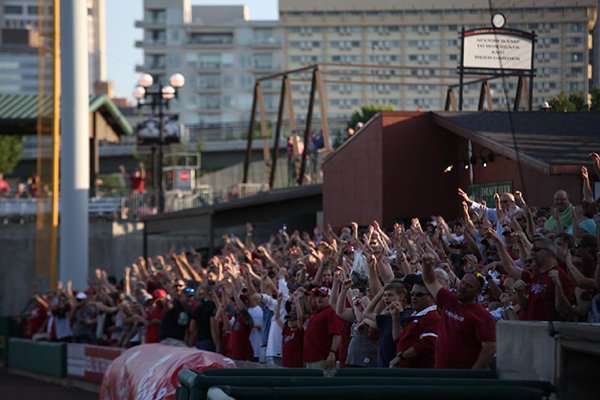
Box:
[284,7,588,18]
[4,5,42,15]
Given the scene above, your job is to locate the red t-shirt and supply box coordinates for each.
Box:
[25,305,47,338]
[145,305,165,343]
[520,267,574,321]
[396,305,440,369]
[282,324,304,367]
[227,311,254,361]
[435,288,496,369]
[303,305,344,363]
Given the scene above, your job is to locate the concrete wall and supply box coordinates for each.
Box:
[497,321,600,400]
[0,221,207,316]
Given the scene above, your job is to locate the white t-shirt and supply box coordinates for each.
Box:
[55,315,73,340]
[247,305,263,358]
[261,278,289,358]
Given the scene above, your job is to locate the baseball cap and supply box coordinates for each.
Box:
[76,292,87,300]
[183,287,196,297]
[152,289,168,300]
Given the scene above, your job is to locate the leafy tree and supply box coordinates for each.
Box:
[347,104,395,128]
[0,135,23,173]
[547,92,586,111]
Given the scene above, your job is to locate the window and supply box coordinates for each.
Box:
[570,52,584,62]
[27,6,39,14]
[4,5,23,14]
[254,53,273,69]
[148,9,166,23]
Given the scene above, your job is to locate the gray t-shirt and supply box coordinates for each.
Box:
[346,320,377,367]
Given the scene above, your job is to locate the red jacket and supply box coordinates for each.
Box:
[396,305,440,368]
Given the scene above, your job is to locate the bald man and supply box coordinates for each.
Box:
[544,190,574,232]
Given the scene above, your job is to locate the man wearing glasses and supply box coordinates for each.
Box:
[487,230,574,321]
[421,253,496,369]
[389,277,439,368]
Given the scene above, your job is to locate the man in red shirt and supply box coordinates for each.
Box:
[303,287,344,369]
[145,289,168,343]
[421,253,496,369]
[487,230,574,321]
[389,278,439,368]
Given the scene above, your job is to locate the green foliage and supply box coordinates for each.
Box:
[589,87,600,112]
[547,92,587,112]
[347,104,395,128]
[97,173,124,191]
[0,135,23,173]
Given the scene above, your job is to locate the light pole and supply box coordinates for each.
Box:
[133,72,185,213]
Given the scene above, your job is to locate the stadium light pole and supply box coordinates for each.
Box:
[132,72,185,213]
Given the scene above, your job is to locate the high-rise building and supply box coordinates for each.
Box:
[0,0,107,95]
[279,0,597,123]
[135,0,283,133]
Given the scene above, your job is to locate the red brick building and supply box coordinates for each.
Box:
[322,111,600,228]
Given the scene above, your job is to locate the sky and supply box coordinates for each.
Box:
[105,0,279,99]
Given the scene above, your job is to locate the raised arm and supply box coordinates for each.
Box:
[362,286,385,322]
[548,270,573,317]
[335,279,356,322]
[421,253,442,300]
[486,228,523,281]
[581,166,594,203]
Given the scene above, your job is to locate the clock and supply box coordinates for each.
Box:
[491,13,506,29]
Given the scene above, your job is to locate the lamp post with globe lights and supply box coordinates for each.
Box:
[132,72,185,213]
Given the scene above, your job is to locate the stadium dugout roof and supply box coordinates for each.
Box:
[0,93,133,137]
[432,111,600,174]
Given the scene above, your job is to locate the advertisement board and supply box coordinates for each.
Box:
[468,181,513,206]
[463,28,534,71]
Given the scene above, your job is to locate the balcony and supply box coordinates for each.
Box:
[134,19,166,28]
[135,39,167,48]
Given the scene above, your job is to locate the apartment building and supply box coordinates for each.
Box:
[135,0,283,133]
[280,0,597,122]
[0,0,107,95]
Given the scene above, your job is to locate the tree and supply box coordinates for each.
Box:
[347,104,395,129]
[547,92,586,112]
[0,135,23,173]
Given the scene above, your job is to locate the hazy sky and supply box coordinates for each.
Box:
[105,0,279,99]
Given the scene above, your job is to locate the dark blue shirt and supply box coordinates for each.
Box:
[376,309,413,367]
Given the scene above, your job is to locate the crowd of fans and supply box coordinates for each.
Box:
[0,172,50,199]
[19,152,600,370]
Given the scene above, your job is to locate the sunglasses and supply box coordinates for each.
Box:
[532,247,548,253]
[574,243,583,249]
[410,292,430,298]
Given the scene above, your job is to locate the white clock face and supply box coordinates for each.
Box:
[492,13,506,28]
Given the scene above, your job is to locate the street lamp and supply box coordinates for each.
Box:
[132,72,185,213]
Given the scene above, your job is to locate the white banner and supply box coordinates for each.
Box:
[463,29,534,71]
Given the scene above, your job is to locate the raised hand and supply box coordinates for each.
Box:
[458,188,473,205]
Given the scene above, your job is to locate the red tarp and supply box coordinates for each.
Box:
[99,344,236,400]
